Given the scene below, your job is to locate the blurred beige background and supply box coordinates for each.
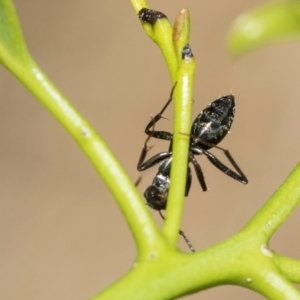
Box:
[1,1,300,299]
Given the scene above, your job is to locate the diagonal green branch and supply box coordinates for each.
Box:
[0,0,166,256]
[241,163,300,243]
[273,252,300,284]
[226,1,300,56]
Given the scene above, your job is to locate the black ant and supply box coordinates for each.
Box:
[137,84,248,251]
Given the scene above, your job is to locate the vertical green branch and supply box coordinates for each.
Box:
[163,45,196,247]
[133,3,195,250]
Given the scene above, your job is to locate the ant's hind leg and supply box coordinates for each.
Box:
[215,146,248,184]
[203,149,248,184]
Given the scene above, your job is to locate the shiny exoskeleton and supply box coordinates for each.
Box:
[137,85,248,211]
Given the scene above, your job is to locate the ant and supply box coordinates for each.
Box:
[137,84,248,251]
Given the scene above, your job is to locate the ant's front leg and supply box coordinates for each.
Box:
[144,83,176,141]
[137,115,172,171]
[138,84,177,171]
[137,131,172,171]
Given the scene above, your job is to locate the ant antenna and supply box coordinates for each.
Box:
[158,210,195,252]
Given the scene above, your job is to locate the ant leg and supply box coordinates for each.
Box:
[214,146,248,183]
[137,86,175,171]
[144,83,177,141]
[203,149,248,184]
[158,210,195,253]
[189,135,248,185]
[138,151,172,171]
[137,115,172,171]
[185,166,192,197]
[137,132,152,169]
[189,153,207,191]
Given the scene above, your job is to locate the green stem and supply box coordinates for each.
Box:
[163,53,196,246]
[93,218,300,300]
[242,163,300,243]
[5,54,166,255]
[130,2,195,249]
[273,252,300,283]
[130,0,148,13]
[132,0,178,81]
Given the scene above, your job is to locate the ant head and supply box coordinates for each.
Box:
[144,185,167,210]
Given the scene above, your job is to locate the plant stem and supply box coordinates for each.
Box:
[5,53,165,255]
[163,50,196,247]
[242,163,300,242]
